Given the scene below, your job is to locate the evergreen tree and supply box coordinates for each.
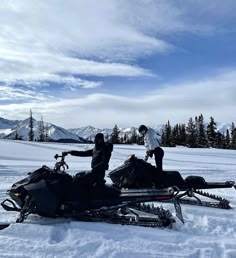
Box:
[215,131,224,149]
[186,117,197,147]
[38,116,45,142]
[164,121,172,146]
[179,124,187,146]
[230,122,236,149]
[161,129,166,146]
[197,114,208,148]
[44,124,50,142]
[230,122,235,138]
[123,133,127,144]
[28,109,34,141]
[171,124,178,146]
[119,135,123,144]
[207,116,217,147]
[224,129,230,149]
[15,130,19,140]
[137,134,144,145]
[195,116,199,140]
[174,123,185,146]
[111,125,120,144]
[130,128,137,144]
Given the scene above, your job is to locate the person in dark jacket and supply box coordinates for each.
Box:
[63,133,113,185]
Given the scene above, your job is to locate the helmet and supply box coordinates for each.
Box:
[138,125,147,135]
[95,133,104,145]
[95,133,104,140]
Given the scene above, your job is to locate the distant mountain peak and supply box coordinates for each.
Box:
[0,116,86,143]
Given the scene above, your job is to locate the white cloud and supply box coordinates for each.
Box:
[0,0,166,86]
[0,49,151,87]
[0,85,54,102]
[1,0,235,87]
[1,68,236,128]
[0,0,172,58]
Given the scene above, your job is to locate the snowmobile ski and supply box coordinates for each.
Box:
[160,188,232,209]
[0,217,74,231]
[0,202,175,230]
[0,223,10,230]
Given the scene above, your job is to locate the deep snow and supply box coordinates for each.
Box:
[0,140,236,258]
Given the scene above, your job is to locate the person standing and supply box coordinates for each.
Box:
[138,125,164,173]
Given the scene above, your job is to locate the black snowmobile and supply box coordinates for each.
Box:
[108,155,236,210]
[0,154,178,230]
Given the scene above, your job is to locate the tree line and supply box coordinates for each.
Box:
[109,125,144,145]
[110,114,236,150]
[14,111,236,149]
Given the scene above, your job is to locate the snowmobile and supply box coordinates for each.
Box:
[108,155,236,210]
[0,153,179,230]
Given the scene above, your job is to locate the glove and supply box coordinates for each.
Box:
[62,151,71,156]
[146,150,154,158]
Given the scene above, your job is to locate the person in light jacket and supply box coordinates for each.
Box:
[138,124,164,173]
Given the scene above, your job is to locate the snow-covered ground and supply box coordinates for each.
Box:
[0,140,235,258]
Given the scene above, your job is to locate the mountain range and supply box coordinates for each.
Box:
[0,117,232,143]
[0,117,86,143]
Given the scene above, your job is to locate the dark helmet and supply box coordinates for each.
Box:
[138,125,148,134]
[95,133,104,145]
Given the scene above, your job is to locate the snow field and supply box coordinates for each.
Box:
[0,140,236,258]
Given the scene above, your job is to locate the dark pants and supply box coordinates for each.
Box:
[75,170,105,185]
[154,147,164,173]
[91,170,106,185]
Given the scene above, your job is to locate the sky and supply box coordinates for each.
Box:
[0,0,236,129]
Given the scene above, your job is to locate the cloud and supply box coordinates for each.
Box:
[0,0,235,127]
[0,84,54,102]
[1,0,235,87]
[0,0,172,58]
[1,68,236,128]
[0,0,166,87]
[0,49,151,88]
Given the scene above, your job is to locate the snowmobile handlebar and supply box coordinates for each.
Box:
[54,153,69,173]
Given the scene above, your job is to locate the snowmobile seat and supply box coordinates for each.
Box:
[159,171,186,188]
[91,184,121,200]
[184,176,206,188]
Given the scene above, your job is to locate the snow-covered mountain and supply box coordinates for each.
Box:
[0,117,21,129]
[0,116,233,142]
[69,125,164,140]
[69,126,139,140]
[69,122,232,140]
[216,122,232,134]
[69,126,113,140]
[0,117,86,143]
